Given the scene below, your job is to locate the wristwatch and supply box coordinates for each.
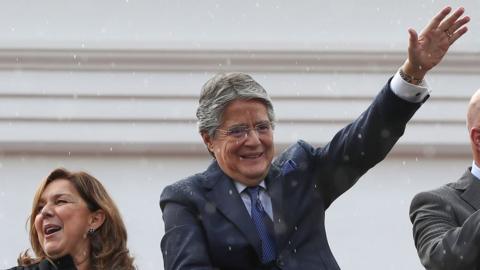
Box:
[399,68,423,85]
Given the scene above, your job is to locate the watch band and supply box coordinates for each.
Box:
[399,68,423,85]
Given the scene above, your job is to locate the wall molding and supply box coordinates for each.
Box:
[0,141,470,158]
[0,48,478,73]
[0,48,475,157]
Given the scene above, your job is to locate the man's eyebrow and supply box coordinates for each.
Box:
[256,120,270,124]
[227,123,248,128]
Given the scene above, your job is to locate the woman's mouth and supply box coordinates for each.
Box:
[44,224,62,238]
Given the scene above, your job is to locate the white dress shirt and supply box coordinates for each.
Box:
[235,180,274,220]
[471,161,480,180]
[390,70,430,102]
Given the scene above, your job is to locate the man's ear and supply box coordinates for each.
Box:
[90,209,106,230]
[201,132,214,153]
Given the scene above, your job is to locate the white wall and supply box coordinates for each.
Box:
[0,0,478,51]
[0,1,479,269]
[327,157,471,269]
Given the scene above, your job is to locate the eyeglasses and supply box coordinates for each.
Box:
[216,121,273,140]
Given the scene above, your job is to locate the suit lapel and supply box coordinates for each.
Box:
[266,164,290,251]
[203,161,263,258]
[457,169,480,210]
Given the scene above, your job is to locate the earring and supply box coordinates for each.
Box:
[87,228,95,236]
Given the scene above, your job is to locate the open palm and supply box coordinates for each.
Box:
[405,7,469,77]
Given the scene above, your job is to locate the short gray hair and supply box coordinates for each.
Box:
[196,72,275,138]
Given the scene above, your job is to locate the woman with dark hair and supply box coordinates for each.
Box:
[8,168,136,270]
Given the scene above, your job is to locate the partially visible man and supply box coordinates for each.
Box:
[410,90,480,270]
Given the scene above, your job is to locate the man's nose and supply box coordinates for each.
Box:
[243,128,261,145]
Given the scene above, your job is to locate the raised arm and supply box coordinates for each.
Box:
[315,6,470,206]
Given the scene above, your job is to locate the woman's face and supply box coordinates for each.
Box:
[34,179,94,260]
[203,99,274,186]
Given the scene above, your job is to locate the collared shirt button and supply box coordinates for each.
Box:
[293,248,297,254]
[288,240,292,245]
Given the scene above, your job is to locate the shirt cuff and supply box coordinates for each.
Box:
[390,70,430,103]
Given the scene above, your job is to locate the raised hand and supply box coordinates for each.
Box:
[402,6,469,81]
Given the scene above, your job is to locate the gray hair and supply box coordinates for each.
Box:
[196,72,275,138]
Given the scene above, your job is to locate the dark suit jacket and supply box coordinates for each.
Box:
[410,168,480,270]
[160,81,423,270]
[6,256,76,270]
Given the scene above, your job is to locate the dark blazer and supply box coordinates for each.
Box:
[161,81,423,270]
[6,256,76,270]
[410,168,480,270]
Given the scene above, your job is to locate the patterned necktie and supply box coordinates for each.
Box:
[246,186,276,264]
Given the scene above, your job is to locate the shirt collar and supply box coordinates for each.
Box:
[472,161,480,180]
[234,180,267,194]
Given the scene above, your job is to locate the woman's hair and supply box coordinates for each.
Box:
[196,72,276,157]
[19,168,135,270]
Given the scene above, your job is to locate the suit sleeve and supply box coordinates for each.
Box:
[410,191,480,269]
[161,187,214,270]
[313,79,424,207]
